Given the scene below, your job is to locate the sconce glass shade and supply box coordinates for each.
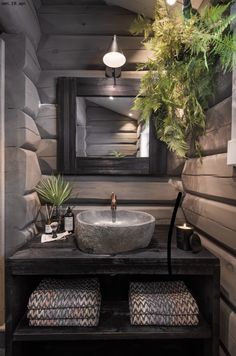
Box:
[103,35,126,68]
[166,0,177,5]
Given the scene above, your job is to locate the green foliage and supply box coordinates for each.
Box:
[111,150,125,158]
[131,0,236,157]
[36,175,72,207]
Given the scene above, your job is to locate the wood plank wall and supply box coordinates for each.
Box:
[36,1,184,177]
[85,101,138,157]
[182,72,236,355]
[36,3,149,103]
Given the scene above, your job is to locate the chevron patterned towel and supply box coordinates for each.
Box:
[27,307,100,320]
[29,317,99,327]
[129,281,199,326]
[27,278,101,327]
[28,278,101,309]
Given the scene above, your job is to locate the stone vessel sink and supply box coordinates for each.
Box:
[75,210,155,254]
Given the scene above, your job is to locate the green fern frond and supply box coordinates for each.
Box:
[130,14,152,38]
[130,0,236,157]
[201,3,230,24]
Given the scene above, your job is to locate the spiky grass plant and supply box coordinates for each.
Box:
[131,0,236,157]
[35,175,72,207]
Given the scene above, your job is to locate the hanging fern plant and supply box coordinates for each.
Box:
[131,0,236,157]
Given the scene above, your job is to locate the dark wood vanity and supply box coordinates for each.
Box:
[6,228,220,356]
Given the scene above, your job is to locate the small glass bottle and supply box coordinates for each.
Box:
[45,218,52,234]
[51,206,63,232]
[64,207,74,233]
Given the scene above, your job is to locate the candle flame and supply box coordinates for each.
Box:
[183,223,187,228]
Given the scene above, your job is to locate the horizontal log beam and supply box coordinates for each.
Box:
[201,235,236,307]
[38,70,146,103]
[183,193,236,236]
[37,35,151,70]
[66,176,181,202]
[182,175,236,204]
[39,5,137,35]
[183,154,236,178]
[183,208,236,252]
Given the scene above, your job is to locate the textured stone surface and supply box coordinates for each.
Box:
[5,148,42,195]
[76,210,155,254]
[35,104,57,138]
[71,205,185,225]
[5,109,41,151]
[6,193,41,230]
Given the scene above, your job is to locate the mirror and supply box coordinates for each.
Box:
[76,96,149,159]
[57,78,167,175]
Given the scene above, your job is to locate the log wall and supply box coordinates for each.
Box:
[1,33,43,258]
[182,72,236,355]
[0,1,44,322]
[35,1,184,177]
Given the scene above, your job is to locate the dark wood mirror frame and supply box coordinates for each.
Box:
[57,77,167,175]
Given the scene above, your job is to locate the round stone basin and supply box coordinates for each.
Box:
[75,210,156,254]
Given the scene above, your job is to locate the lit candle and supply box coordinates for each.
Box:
[176,223,194,251]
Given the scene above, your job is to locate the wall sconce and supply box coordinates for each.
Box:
[166,0,177,5]
[103,35,126,85]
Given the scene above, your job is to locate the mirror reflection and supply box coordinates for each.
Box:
[76,97,150,158]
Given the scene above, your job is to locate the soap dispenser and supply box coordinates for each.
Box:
[64,207,74,233]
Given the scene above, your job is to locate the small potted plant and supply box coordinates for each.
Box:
[36,175,72,231]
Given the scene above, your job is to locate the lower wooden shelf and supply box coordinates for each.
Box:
[13,301,211,342]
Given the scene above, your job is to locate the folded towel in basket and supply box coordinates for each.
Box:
[27,307,100,320]
[27,278,101,327]
[28,278,101,310]
[130,314,199,326]
[29,317,99,327]
[129,281,199,326]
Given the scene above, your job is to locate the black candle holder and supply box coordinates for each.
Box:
[176,223,194,251]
